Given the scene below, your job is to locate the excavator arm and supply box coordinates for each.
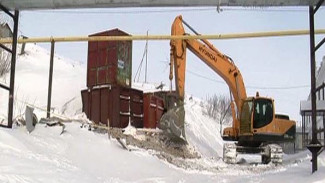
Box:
[166,15,247,138]
[170,15,247,112]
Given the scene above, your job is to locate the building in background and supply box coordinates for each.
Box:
[300,56,325,149]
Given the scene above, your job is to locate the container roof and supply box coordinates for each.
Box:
[0,0,321,10]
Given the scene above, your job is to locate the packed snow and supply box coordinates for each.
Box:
[0,44,324,182]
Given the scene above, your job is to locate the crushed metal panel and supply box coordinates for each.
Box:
[0,0,320,10]
[0,23,12,38]
[25,106,36,133]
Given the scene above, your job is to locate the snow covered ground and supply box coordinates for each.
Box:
[0,119,324,183]
[0,43,86,121]
[0,44,324,183]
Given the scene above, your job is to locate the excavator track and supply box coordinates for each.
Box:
[262,144,283,164]
[223,143,283,165]
[223,143,237,164]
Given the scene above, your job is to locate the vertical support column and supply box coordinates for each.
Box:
[309,5,317,145]
[309,5,318,173]
[7,10,19,128]
[307,5,323,173]
[323,114,325,146]
[302,115,305,147]
[47,41,55,118]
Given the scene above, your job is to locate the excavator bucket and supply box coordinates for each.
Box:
[159,104,186,143]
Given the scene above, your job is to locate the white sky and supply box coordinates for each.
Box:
[16,7,325,122]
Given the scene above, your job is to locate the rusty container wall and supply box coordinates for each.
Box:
[130,88,144,128]
[117,86,131,128]
[90,88,101,124]
[155,98,164,129]
[143,93,165,128]
[100,87,110,125]
[153,91,177,111]
[87,29,132,88]
[81,89,90,117]
[97,85,130,128]
[81,85,145,128]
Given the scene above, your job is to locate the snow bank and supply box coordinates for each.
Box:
[0,122,221,183]
[0,120,324,183]
[184,96,224,157]
[0,43,86,123]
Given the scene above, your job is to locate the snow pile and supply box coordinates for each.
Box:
[0,119,324,182]
[184,96,224,157]
[0,43,86,122]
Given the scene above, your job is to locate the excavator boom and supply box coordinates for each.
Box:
[161,15,247,140]
[161,16,295,164]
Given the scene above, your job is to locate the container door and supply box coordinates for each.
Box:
[90,89,101,124]
[156,98,165,128]
[109,86,120,128]
[130,89,144,128]
[100,87,110,125]
[81,89,90,117]
[119,87,130,128]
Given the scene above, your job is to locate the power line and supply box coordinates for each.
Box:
[187,69,309,90]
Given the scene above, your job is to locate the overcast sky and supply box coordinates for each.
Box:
[16,7,325,122]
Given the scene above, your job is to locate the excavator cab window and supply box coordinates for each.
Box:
[240,99,254,133]
[253,99,273,128]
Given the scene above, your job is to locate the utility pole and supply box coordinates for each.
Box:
[145,30,148,83]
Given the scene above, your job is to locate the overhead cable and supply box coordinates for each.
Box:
[187,70,309,90]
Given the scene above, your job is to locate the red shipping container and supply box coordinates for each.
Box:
[130,89,144,128]
[143,93,165,128]
[87,29,132,88]
[81,85,143,128]
[81,89,90,117]
[90,89,101,123]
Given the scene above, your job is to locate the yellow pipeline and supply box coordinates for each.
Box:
[0,29,324,43]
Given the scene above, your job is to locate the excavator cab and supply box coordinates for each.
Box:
[239,97,274,135]
[252,98,274,129]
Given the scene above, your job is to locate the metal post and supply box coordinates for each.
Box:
[309,5,317,172]
[323,114,325,146]
[7,10,19,128]
[47,41,55,118]
[145,30,148,83]
[302,115,305,147]
[307,6,323,173]
[19,36,28,55]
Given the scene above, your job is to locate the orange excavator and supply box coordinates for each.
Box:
[160,15,296,164]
